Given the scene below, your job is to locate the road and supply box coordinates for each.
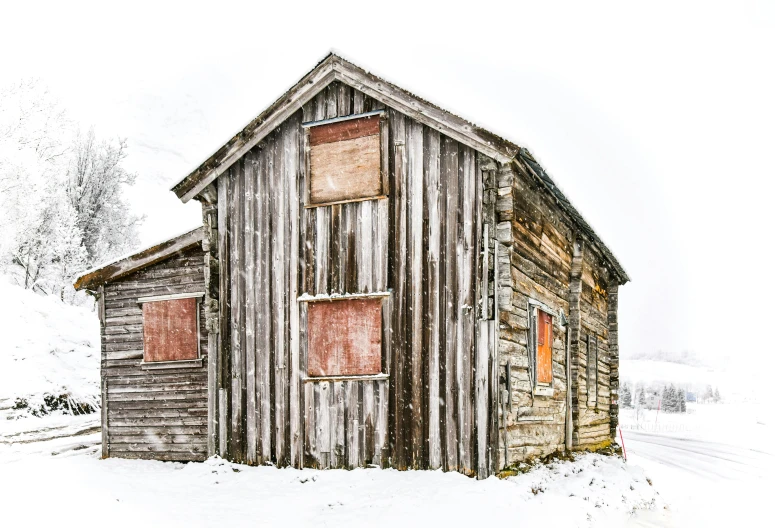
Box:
[624,429,775,526]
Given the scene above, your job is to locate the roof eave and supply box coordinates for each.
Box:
[73,227,204,291]
[170,53,629,285]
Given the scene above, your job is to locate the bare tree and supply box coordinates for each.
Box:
[1,80,141,303]
[65,129,141,265]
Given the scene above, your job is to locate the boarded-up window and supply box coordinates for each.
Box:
[307,298,382,376]
[308,114,382,205]
[536,309,553,384]
[142,298,199,362]
[587,334,598,407]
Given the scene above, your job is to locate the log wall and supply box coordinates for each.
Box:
[101,246,208,461]
[495,155,620,465]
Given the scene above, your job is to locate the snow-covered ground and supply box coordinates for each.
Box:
[7,279,766,526]
[619,402,775,526]
[0,278,663,526]
[0,431,663,528]
[0,276,100,416]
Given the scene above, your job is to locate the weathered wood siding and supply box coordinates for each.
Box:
[216,81,497,476]
[576,246,614,447]
[494,160,572,464]
[101,246,208,461]
[495,155,621,465]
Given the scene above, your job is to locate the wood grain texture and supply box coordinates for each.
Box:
[151,82,513,477]
[309,134,381,204]
[102,248,208,462]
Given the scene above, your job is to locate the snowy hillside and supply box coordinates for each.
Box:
[0,276,100,417]
[620,358,759,402]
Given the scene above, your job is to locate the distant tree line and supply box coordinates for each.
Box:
[0,79,141,304]
[620,381,722,413]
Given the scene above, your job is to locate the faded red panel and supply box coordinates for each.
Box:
[537,309,553,384]
[142,298,199,362]
[307,298,382,376]
[308,114,380,146]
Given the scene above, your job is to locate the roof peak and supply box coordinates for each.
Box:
[167,54,628,284]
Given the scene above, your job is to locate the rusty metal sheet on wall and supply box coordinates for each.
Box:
[307,298,382,376]
[142,298,199,362]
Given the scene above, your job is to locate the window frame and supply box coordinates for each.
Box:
[586,333,599,409]
[302,110,389,208]
[527,299,558,397]
[137,292,204,370]
[299,292,389,382]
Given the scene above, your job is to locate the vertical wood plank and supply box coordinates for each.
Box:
[229,162,245,462]
[258,150,273,463]
[101,376,108,458]
[312,383,321,466]
[245,152,257,465]
[389,109,408,470]
[441,136,459,472]
[488,318,498,474]
[363,380,375,464]
[207,326,218,457]
[424,127,442,469]
[476,321,490,479]
[288,116,302,468]
[376,378,388,467]
[345,204,357,293]
[274,127,288,464]
[325,84,337,119]
[219,388,228,457]
[352,89,364,114]
[319,382,331,467]
[336,82,351,117]
[315,207,329,295]
[347,381,359,469]
[217,174,231,458]
[373,199,388,292]
[304,380,314,466]
[358,200,373,292]
[334,381,345,467]
[407,119,424,468]
[458,146,475,475]
[330,204,342,294]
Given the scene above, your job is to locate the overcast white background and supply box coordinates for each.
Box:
[3,0,773,369]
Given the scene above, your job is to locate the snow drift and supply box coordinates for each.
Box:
[0,276,100,417]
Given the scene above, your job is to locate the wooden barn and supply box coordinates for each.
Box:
[74,53,629,478]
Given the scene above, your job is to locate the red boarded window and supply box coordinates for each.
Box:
[142,298,199,362]
[307,298,382,376]
[308,114,382,205]
[536,309,553,384]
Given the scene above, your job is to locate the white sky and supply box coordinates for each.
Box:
[3,0,773,365]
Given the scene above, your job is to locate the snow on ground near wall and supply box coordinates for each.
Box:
[0,437,664,528]
[0,276,100,413]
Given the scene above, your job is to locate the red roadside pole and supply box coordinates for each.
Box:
[618,426,628,462]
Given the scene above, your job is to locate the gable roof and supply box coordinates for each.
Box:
[170,53,629,284]
[73,227,204,291]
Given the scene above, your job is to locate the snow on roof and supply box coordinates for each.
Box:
[73,225,203,291]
